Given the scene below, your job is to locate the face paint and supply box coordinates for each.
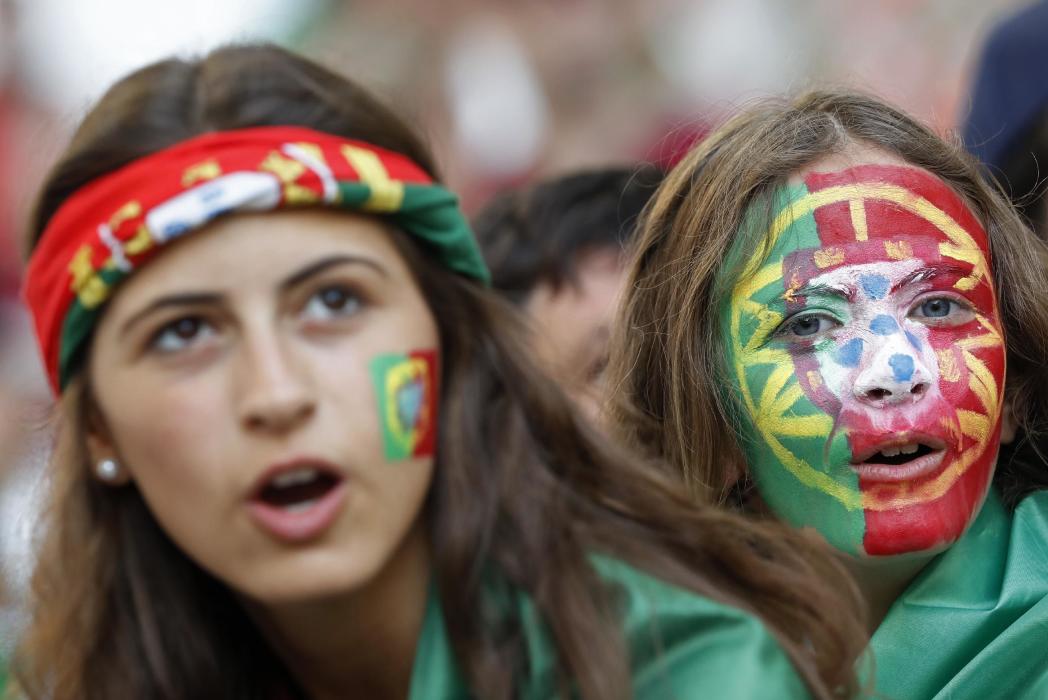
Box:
[370,349,440,460]
[721,164,1005,557]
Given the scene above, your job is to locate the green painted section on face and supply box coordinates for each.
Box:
[369,350,438,461]
[719,183,865,554]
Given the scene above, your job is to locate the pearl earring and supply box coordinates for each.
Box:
[96,458,121,481]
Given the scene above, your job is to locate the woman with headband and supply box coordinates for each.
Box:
[12,45,866,699]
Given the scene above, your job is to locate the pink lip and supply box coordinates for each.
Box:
[850,450,946,483]
[849,433,950,483]
[246,457,347,543]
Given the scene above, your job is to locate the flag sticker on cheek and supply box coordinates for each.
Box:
[369,349,439,461]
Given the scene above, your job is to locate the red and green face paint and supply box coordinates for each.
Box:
[369,349,439,461]
[720,164,1005,556]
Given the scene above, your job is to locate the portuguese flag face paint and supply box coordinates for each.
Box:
[369,349,439,461]
[720,164,1005,556]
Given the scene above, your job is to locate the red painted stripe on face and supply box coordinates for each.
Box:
[408,349,440,458]
[804,164,987,248]
[786,164,1005,556]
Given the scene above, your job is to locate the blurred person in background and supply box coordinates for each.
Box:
[12,44,867,699]
[472,166,663,424]
[608,90,1048,700]
[963,0,1048,244]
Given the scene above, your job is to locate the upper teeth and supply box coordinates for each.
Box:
[271,468,318,489]
[879,444,919,458]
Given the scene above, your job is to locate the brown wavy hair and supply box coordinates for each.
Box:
[607,90,1048,508]
[14,48,867,699]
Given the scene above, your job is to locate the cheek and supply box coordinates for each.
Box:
[812,350,853,399]
[791,341,852,414]
[106,376,232,489]
[326,362,389,464]
[317,330,439,468]
[100,376,237,564]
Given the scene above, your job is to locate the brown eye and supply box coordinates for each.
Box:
[150,316,214,353]
[302,285,362,321]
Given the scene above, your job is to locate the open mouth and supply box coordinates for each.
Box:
[257,467,342,512]
[247,461,347,542]
[851,438,948,483]
[862,443,936,466]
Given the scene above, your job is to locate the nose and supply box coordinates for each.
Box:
[237,331,316,435]
[852,329,932,407]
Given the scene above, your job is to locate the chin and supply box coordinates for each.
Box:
[860,468,995,556]
[861,517,965,556]
[230,550,381,606]
[852,536,956,562]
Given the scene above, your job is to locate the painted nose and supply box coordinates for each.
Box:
[238,335,316,434]
[852,327,932,407]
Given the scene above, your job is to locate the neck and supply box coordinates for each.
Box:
[840,550,936,633]
[247,523,432,700]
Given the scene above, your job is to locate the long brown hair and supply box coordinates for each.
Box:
[15,48,867,699]
[607,90,1048,508]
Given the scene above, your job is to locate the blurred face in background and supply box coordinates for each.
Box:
[87,210,441,606]
[525,247,625,424]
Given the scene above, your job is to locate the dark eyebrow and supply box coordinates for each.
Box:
[784,283,853,303]
[279,253,389,292]
[119,255,389,338]
[893,264,970,292]
[119,292,224,338]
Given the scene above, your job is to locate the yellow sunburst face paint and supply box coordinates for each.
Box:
[721,164,1005,556]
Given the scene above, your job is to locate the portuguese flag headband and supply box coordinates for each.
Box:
[23,125,491,395]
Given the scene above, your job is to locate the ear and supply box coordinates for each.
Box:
[722,451,756,506]
[999,399,1018,445]
[85,404,133,486]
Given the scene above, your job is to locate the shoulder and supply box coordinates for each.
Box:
[591,557,811,700]
[1005,490,1048,590]
[872,490,1048,699]
[1012,487,1048,528]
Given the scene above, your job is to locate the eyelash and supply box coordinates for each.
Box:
[773,311,841,340]
[147,315,216,354]
[142,280,370,357]
[298,283,366,323]
[772,293,976,342]
[907,294,975,325]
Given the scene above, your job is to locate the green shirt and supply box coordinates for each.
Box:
[871,489,1048,699]
[407,558,810,699]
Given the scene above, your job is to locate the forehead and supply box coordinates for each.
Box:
[104,210,404,307]
[744,158,991,292]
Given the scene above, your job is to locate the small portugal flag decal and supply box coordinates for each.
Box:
[369,349,439,461]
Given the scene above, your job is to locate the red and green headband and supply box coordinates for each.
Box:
[24,125,490,394]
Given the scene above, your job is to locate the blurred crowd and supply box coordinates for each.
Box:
[0,0,1043,669]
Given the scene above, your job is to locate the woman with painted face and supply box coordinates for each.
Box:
[608,90,1048,699]
[11,46,868,699]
